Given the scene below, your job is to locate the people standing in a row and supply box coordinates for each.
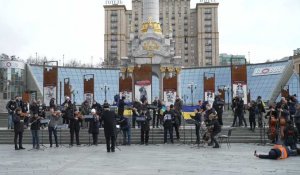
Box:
[6,96,18,129]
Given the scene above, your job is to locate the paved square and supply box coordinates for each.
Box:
[0,143,299,175]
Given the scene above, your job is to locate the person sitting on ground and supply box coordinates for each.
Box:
[254,144,300,159]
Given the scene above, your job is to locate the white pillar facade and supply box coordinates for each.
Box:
[142,0,159,23]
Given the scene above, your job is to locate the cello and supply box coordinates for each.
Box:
[267,110,277,141]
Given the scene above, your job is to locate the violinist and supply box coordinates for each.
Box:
[88,109,100,145]
[13,108,26,150]
[69,106,82,146]
[248,101,256,132]
[30,113,41,149]
[48,108,61,147]
[190,108,202,144]
[265,105,278,143]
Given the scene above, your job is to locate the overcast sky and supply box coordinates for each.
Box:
[0,0,299,65]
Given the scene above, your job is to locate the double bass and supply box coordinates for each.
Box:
[267,110,277,141]
[278,109,287,140]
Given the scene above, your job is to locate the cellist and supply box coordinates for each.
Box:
[265,105,278,143]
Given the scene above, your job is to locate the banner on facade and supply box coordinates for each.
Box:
[163,89,176,106]
[135,80,151,102]
[44,86,56,106]
[120,91,133,103]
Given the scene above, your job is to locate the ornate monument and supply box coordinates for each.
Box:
[120,0,182,103]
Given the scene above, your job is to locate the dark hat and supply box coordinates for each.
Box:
[122,96,126,99]
[103,103,110,108]
[293,94,297,97]
[170,104,174,108]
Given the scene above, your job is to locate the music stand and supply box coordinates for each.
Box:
[40,119,50,149]
[83,115,94,146]
[56,124,69,147]
[115,125,121,151]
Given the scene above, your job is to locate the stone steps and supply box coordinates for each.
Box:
[0,127,269,144]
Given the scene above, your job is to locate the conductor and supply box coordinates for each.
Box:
[102,103,117,152]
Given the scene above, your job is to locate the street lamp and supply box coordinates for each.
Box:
[223,85,230,110]
[188,82,197,106]
[101,83,110,102]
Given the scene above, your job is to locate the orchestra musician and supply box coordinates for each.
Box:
[265,105,278,143]
[276,102,290,141]
[190,108,202,144]
[101,103,117,152]
[48,108,61,147]
[139,106,152,145]
[88,109,100,145]
[69,106,82,146]
[13,108,26,150]
[30,113,41,149]
[163,105,175,144]
[62,96,72,124]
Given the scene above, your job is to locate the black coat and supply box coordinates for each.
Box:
[102,110,117,138]
[30,103,39,115]
[89,115,100,134]
[6,100,17,114]
[30,117,41,130]
[211,119,221,134]
[62,101,73,119]
[172,109,181,126]
[92,102,102,115]
[140,111,152,131]
[118,116,130,130]
[163,110,175,128]
[13,114,24,133]
[213,99,224,113]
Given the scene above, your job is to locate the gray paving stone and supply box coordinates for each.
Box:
[0,144,299,175]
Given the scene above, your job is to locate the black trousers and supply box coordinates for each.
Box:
[257,113,263,128]
[249,117,256,130]
[105,136,116,151]
[132,116,136,128]
[48,127,58,146]
[217,111,223,125]
[152,111,160,128]
[173,124,180,139]
[14,131,23,148]
[141,129,149,144]
[210,132,219,147]
[63,117,69,124]
[195,124,200,143]
[92,133,98,145]
[164,127,173,143]
[118,109,124,117]
[70,129,80,145]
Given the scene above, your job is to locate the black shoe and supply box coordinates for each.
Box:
[15,147,19,150]
[107,150,110,152]
[50,144,53,148]
[77,144,81,146]
[19,147,25,150]
[140,142,144,145]
[56,144,59,147]
[111,149,115,152]
[208,143,213,146]
[145,143,148,146]
[213,145,220,148]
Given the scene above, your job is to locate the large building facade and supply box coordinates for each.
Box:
[104,0,219,68]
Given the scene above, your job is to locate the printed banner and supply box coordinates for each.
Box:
[135,80,151,102]
[204,91,215,106]
[44,86,56,106]
[120,91,133,103]
[163,90,176,106]
[232,83,247,104]
[84,93,94,105]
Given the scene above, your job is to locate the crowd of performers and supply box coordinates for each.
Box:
[6,91,299,155]
[6,94,226,151]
